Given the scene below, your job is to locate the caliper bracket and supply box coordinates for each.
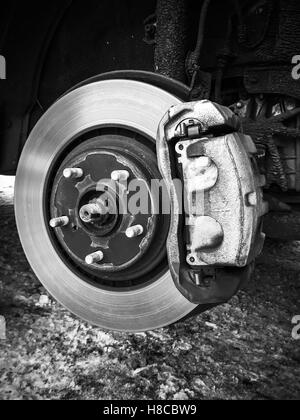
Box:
[157,100,268,305]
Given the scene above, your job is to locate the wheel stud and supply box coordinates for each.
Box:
[50,216,69,228]
[111,170,130,182]
[126,225,144,239]
[85,251,104,265]
[63,168,83,180]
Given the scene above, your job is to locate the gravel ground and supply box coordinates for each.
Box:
[0,177,299,400]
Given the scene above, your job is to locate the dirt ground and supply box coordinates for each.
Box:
[0,177,299,400]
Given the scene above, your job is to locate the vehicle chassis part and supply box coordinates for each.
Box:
[157,100,268,304]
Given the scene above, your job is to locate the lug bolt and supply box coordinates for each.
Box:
[111,170,130,182]
[85,251,104,265]
[126,225,144,239]
[63,168,84,180]
[50,216,69,228]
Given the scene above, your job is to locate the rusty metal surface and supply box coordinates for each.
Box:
[234,95,300,192]
[155,0,188,83]
[244,67,300,100]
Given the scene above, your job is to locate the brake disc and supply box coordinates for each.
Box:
[15,78,197,332]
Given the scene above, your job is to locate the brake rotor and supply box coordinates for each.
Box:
[15,77,197,332]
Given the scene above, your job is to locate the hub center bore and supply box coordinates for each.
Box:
[79,193,118,227]
[77,186,120,237]
[80,200,110,224]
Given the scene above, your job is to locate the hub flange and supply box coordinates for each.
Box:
[49,133,170,285]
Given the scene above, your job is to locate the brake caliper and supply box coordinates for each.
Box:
[157,100,268,305]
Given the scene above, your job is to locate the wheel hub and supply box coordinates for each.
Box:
[49,133,170,284]
[78,187,119,236]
